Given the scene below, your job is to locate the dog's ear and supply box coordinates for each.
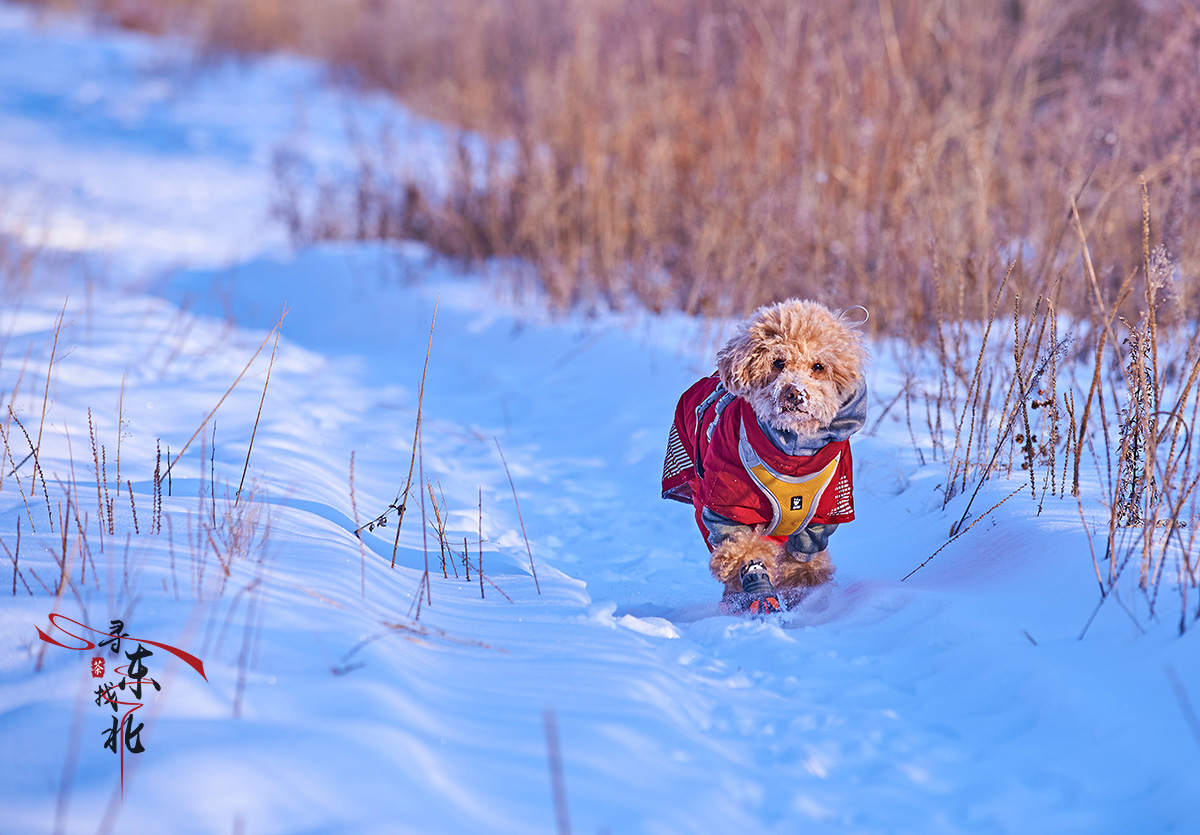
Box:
[824,319,869,397]
[715,326,765,395]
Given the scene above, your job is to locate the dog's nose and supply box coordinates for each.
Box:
[781,383,807,406]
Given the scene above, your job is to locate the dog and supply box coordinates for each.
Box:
[662,299,868,614]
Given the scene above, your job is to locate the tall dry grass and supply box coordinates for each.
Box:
[21,0,1200,330]
[15,0,1200,629]
[896,190,1200,633]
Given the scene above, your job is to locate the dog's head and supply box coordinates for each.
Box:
[716,299,866,436]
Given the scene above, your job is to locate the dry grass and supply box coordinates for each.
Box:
[898,192,1200,632]
[18,0,1200,330]
[11,1,1200,629]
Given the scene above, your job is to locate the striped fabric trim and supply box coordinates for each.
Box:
[832,472,854,517]
[662,421,692,484]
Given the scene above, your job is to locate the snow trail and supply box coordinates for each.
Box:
[0,5,1197,833]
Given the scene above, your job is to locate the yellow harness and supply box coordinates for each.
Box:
[739,425,842,537]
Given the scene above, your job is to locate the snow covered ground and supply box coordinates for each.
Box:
[1,4,1197,833]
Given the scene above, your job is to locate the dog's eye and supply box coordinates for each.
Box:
[812,362,825,373]
[772,358,786,371]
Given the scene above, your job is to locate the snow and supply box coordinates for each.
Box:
[0,1,460,276]
[0,3,1197,833]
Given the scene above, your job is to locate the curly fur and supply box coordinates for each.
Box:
[705,299,866,600]
[710,530,785,590]
[773,550,834,588]
[715,299,866,437]
[710,532,835,594]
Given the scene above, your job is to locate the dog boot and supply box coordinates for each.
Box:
[721,559,782,616]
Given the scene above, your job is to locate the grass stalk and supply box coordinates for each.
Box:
[236,325,279,505]
[428,480,451,579]
[164,309,288,482]
[904,484,1025,581]
[387,301,438,566]
[349,451,366,598]
[34,299,68,505]
[2,413,38,532]
[478,486,484,599]
[543,708,572,835]
[419,414,431,608]
[495,437,539,594]
[115,374,124,497]
[9,409,54,529]
[127,481,139,535]
[3,519,32,595]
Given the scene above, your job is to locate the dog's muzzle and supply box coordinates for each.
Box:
[779,382,809,412]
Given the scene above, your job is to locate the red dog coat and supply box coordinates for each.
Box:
[662,375,855,550]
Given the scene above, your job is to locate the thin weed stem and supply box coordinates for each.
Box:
[478,486,484,599]
[543,708,572,835]
[127,481,139,535]
[236,326,279,505]
[349,451,366,598]
[116,374,124,497]
[495,437,539,594]
[389,300,438,566]
[165,309,288,482]
[34,299,69,505]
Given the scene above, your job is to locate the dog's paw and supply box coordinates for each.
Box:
[719,589,783,617]
[709,531,786,586]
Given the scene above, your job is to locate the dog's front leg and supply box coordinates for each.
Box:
[706,525,786,593]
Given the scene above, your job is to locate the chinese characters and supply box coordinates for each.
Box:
[36,614,207,795]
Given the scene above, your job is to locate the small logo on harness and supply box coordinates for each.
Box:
[790,496,804,511]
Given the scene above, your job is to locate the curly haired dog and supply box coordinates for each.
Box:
[662,299,868,613]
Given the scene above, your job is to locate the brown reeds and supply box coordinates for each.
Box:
[333,3,1199,329]
[899,183,1200,633]
[1063,188,1200,634]
[10,0,1200,639]
[26,0,1199,332]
